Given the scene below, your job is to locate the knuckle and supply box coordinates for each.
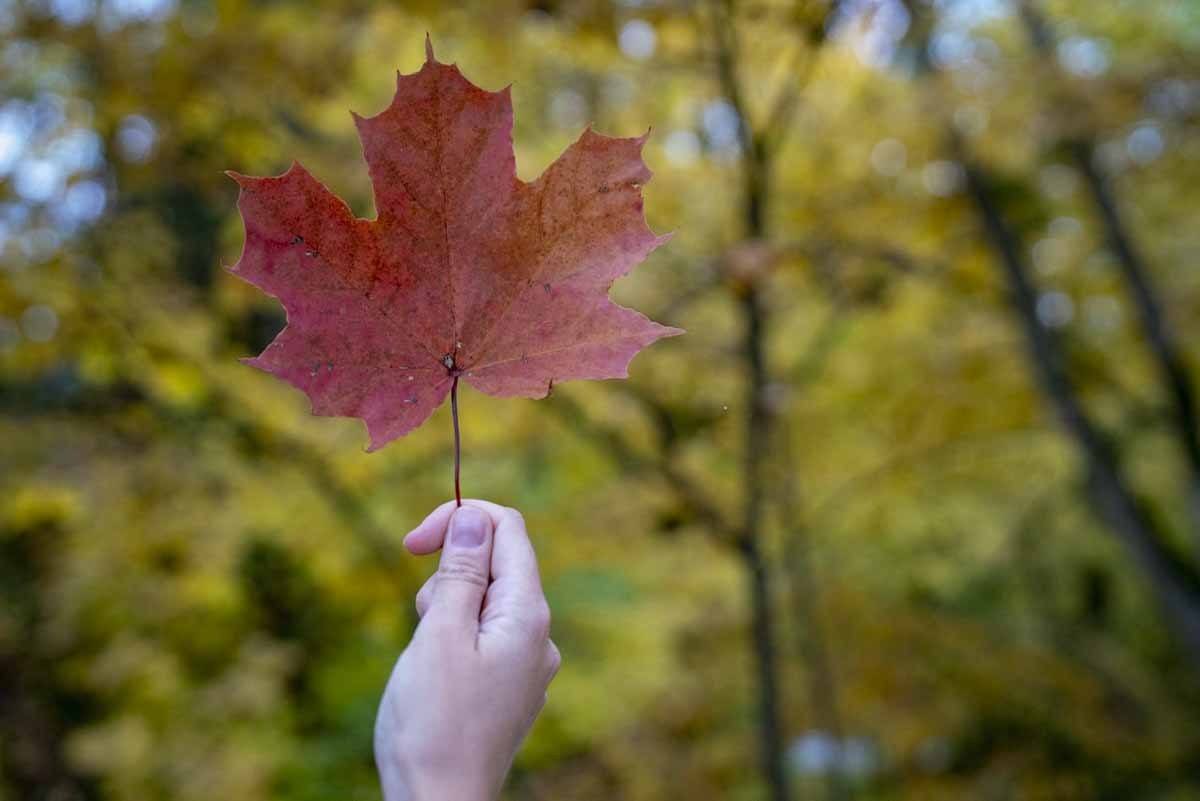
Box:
[546,642,562,677]
[437,555,488,589]
[527,600,552,640]
[504,507,526,527]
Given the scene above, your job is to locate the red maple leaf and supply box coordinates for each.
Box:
[228,38,681,458]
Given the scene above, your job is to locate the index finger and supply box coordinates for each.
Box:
[481,507,547,632]
[404,500,544,608]
[488,507,542,596]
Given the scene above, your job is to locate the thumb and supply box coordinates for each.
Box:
[424,505,494,633]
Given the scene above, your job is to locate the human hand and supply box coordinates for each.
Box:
[374,501,560,801]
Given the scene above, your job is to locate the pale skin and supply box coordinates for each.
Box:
[375,500,561,801]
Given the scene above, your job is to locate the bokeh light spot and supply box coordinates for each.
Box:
[870,138,907,177]
[21,304,59,343]
[618,19,656,61]
[116,114,157,162]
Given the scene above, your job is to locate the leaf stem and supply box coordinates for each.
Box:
[450,374,462,508]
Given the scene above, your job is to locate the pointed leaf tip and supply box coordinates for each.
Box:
[425,33,434,63]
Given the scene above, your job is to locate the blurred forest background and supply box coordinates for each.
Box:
[4,0,1200,799]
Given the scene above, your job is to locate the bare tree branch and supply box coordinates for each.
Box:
[1018,0,1200,548]
[958,145,1200,667]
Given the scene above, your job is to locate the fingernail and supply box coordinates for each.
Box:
[450,506,488,548]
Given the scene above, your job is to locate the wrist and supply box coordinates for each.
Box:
[416,780,493,801]
[378,761,496,801]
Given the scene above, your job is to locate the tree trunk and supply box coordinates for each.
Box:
[960,154,1200,668]
[787,521,850,801]
[1019,0,1200,548]
[740,531,794,801]
[1069,139,1200,541]
[710,1,793,797]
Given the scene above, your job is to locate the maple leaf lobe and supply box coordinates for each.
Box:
[229,39,681,451]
